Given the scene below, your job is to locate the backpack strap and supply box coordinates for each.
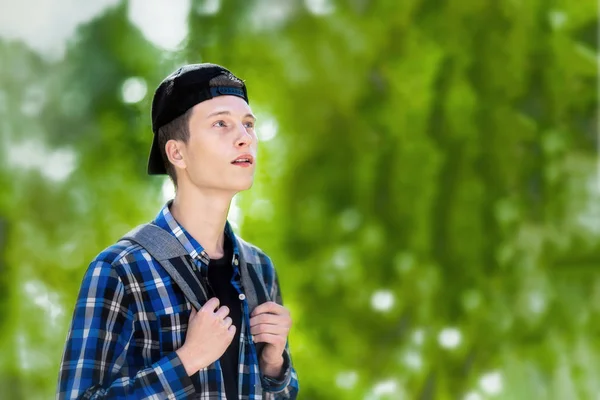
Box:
[121,223,270,357]
[236,236,271,357]
[237,237,271,315]
[119,223,209,310]
[120,224,270,316]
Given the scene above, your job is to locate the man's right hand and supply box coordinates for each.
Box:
[176,297,236,376]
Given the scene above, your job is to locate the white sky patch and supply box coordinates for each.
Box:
[45,147,77,181]
[196,0,221,15]
[249,0,294,32]
[257,116,278,142]
[335,370,358,389]
[479,371,503,395]
[161,178,175,202]
[332,247,352,270]
[7,139,76,182]
[412,328,425,345]
[528,291,547,315]
[23,280,64,326]
[128,0,191,51]
[578,175,600,235]
[304,0,335,15]
[548,10,567,30]
[371,290,395,312]
[339,208,361,232]
[438,327,462,349]
[21,85,47,117]
[249,198,274,220]
[228,195,242,230]
[16,330,53,372]
[17,333,32,371]
[463,391,483,400]
[402,349,422,370]
[367,379,402,399]
[0,0,119,59]
[121,77,148,104]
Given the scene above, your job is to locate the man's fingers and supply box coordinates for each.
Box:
[252,333,287,346]
[249,313,291,328]
[215,305,230,320]
[200,297,220,313]
[228,324,237,337]
[250,323,289,336]
[222,316,233,328]
[251,302,288,317]
[189,307,197,321]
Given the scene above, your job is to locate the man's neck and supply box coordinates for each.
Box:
[169,185,233,259]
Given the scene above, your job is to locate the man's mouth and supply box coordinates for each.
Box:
[231,154,254,166]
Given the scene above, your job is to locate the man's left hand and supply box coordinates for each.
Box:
[250,301,292,376]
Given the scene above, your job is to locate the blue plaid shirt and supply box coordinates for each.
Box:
[57,203,299,399]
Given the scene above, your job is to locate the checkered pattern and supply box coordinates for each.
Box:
[57,203,299,399]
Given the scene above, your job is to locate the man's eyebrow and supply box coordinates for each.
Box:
[206,110,256,121]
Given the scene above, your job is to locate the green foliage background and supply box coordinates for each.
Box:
[0,1,598,399]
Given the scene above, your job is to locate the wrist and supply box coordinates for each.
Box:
[176,346,204,376]
[260,354,284,378]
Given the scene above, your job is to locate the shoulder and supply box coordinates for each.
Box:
[94,240,143,265]
[86,239,156,283]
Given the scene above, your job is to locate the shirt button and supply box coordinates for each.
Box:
[234,258,239,266]
[239,293,246,301]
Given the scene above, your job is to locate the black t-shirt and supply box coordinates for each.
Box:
[207,236,242,399]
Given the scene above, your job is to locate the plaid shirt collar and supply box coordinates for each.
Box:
[153,200,241,266]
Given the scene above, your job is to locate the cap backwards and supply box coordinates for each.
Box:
[147,63,249,175]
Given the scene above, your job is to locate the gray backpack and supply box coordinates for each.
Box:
[119,223,270,356]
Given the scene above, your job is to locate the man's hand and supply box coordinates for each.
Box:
[249,302,292,378]
[176,297,236,376]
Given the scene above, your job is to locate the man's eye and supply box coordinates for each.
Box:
[213,120,227,128]
[244,122,255,128]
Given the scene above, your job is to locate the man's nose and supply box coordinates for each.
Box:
[235,123,253,147]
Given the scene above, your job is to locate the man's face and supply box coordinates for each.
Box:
[176,95,258,194]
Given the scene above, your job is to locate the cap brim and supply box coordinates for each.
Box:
[147,135,167,175]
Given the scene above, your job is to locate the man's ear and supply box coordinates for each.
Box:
[165,140,186,170]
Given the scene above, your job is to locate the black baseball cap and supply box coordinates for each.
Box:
[147,63,249,175]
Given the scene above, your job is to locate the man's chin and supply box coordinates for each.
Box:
[228,178,255,193]
[237,181,254,192]
[185,178,254,195]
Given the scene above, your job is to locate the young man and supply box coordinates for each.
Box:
[57,64,299,399]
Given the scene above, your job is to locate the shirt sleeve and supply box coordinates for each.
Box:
[261,266,299,399]
[261,345,299,399]
[56,260,195,399]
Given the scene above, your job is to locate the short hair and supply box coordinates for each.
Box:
[157,74,245,187]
